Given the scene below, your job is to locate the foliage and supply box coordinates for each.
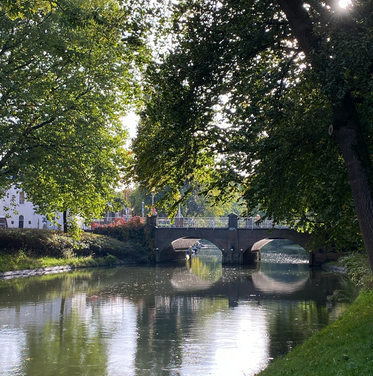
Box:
[0,0,151,232]
[129,186,167,216]
[128,184,241,217]
[337,253,373,289]
[92,216,144,241]
[129,0,373,257]
[92,216,155,262]
[0,228,149,270]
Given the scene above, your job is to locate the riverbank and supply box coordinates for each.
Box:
[0,228,149,275]
[256,253,373,376]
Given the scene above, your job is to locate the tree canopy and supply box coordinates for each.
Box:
[130,0,373,267]
[128,184,241,217]
[0,0,151,230]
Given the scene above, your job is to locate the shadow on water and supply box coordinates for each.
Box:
[0,239,358,376]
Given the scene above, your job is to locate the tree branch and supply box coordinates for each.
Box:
[276,0,320,55]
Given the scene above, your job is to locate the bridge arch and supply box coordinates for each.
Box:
[153,228,230,263]
[238,229,312,263]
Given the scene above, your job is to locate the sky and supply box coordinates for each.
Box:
[122,112,139,142]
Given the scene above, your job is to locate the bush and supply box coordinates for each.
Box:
[337,252,373,288]
[92,216,155,263]
[0,228,149,263]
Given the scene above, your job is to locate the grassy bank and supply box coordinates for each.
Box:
[0,228,149,272]
[257,253,373,376]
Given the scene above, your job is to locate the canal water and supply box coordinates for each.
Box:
[0,241,357,376]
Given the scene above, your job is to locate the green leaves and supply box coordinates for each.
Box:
[0,0,151,232]
[129,0,373,250]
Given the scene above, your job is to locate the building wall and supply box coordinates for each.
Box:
[0,187,63,229]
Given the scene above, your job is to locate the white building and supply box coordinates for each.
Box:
[0,186,63,229]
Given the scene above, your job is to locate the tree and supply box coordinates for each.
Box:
[0,0,151,231]
[129,186,168,217]
[129,184,241,218]
[180,184,241,217]
[130,0,373,270]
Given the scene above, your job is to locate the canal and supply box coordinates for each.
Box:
[0,240,357,376]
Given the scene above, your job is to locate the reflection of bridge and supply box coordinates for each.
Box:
[147,214,320,265]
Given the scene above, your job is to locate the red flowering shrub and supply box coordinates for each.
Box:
[113,218,126,226]
[91,222,100,229]
[92,216,154,263]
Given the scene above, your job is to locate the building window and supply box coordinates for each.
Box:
[19,191,25,204]
[19,215,24,228]
[28,221,31,225]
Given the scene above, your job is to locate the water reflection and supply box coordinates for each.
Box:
[0,242,357,376]
[172,251,223,291]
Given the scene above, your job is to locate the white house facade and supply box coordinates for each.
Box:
[0,187,63,230]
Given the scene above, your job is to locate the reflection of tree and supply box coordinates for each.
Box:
[188,256,222,283]
[134,296,183,375]
[134,295,229,375]
[23,302,109,376]
[265,300,332,359]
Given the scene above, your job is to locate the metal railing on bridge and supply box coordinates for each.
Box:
[158,217,228,228]
[157,217,288,230]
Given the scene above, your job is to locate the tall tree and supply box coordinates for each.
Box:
[130,0,373,270]
[0,0,151,230]
[128,184,241,217]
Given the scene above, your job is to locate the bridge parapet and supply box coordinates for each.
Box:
[155,216,288,230]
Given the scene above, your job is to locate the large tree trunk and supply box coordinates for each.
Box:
[278,0,373,272]
[332,95,373,271]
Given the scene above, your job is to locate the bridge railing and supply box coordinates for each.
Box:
[157,217,288,229]
[237,218,288,229]
[157,217,229,228]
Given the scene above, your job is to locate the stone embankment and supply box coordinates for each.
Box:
[0,265,76,280]
[0,261,126,280]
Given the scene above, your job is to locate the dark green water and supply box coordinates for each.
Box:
[0,242,357,376]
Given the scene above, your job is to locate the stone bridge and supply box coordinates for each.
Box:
[147,214,326,265]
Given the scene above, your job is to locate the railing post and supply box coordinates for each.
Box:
[175,217,184,227]
[146,214,158,227]
[228,213,238,229]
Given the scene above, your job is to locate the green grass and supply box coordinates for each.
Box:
[257,290,373,376]
[257,253,373,376]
